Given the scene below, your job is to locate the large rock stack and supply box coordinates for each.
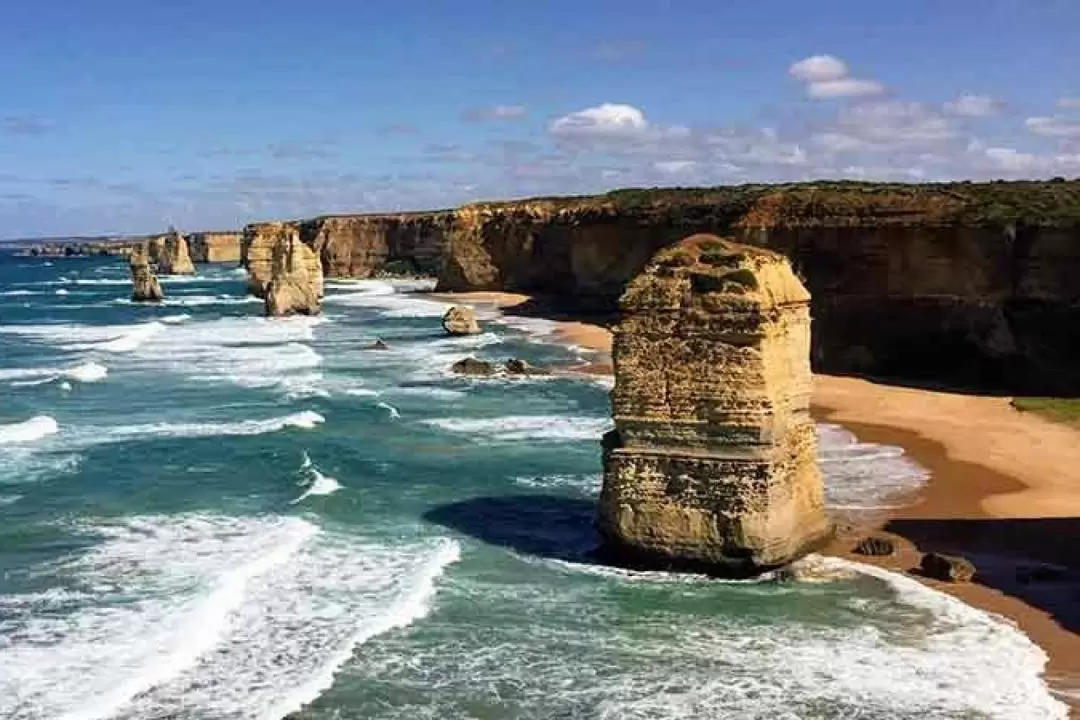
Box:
[264,229,324,316]
[129,245,164,302]
[597,234,830,576]
[157,227,195,275]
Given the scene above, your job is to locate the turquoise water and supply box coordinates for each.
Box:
[0,253,1066,720]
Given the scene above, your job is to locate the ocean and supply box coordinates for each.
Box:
[0,253,1066,720]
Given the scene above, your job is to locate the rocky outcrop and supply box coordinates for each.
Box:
[189,231,242,263]
[854,536,897,557]
[156,229,195,275]
[442,306,481,336]
[431,182,1080,395]
[450,357,496,376]
[920,552,976,582]
[243,222,299,297]
[129,245,163,302]
[264,230,324,317]
[597,234,831,576]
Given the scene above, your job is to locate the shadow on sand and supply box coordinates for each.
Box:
[886,516,1080,636]
[423,494,602,564]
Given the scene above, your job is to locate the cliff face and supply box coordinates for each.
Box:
[598,234,830,575]
[265,230,323,317]
[432,182,1080,394]
[298,213,452,279]
[189,231,242,263]
[243,222,293,297]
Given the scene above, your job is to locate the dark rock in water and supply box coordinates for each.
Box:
[920,552,976,582]
[369,339,390,350]
[1016,562,1069,584]
[504,358,549,376]
[853,536,896,557]
[442,306,481,336]
[450,357,496,376]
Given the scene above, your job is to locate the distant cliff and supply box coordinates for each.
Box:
[189,231,242,263]
[243,181,1080,394]
[433,181,1080,395]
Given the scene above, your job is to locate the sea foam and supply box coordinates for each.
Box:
[0,514,459,720]
[423,414,613,442]
[0,415,59,445]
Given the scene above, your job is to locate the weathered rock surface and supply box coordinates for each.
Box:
[264,230,324,317]
[504,358,548,376]
[189,231,242,263]
[129,245,164,302]
[920,552,977,582]
[450,357,496,376]
[597,234,831,576]
[854,536,897,557]
[243,222,293,297]
[442,306,481,336]
[156,228,195,275]
[301,213,451,278]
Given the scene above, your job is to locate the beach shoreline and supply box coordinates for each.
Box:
[432,290,1080,713]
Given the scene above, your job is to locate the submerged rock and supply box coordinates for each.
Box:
[597,234,831,577]
[450,357,496,376]
[920,552,976,583]
[264,230,324,317]
[129,245,163,303]
[368,339,390,350]
[442,306,481,336]
[156,227,196,275]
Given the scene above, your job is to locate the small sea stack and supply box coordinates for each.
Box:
[129,244,164,302]
[597,234,831,577]
[156,227,196,275]
[442,306,481,336]
[264,229,324,317]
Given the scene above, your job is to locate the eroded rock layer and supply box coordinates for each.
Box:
[157,230,195,275]
[189,231,242,263]
[129,245,163,302]
[264,229,323,317]
[598,234,831,576]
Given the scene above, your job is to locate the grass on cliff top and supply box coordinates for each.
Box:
[1011,397,1080,427]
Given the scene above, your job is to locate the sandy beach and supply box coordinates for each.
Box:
[434,290,1080,713]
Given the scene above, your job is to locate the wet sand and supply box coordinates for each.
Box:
[432,291,1080,713]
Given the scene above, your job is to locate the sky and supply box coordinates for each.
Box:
[1,0,1078,238]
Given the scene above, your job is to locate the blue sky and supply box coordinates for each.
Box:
[1,0,1078,237]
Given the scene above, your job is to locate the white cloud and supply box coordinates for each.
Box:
[983,147,1042,172]
[817,101,954,153]
[653,160,697,174]
[549,103,648,138]
[789,55,885,99]
[1026,116,1080,138]
[789,55,848,82]
[1057,97,1080,110]
[463,104,527,122]
[945,93,1005,118]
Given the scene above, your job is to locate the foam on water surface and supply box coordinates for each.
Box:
[423,414,614,442]
[0,415,59,445]
[0,514,460,720]
[291,453,343,504]
[0,361,108,386]
[818,423,929,510]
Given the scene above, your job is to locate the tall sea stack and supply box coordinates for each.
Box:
[597,234,830,576]
[157,227,195,275]
[129,245,164,302]
[264,229,324,317]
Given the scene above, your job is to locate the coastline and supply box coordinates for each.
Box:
[433,290,1080,713]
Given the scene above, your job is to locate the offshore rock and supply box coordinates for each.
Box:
[129,245,164,302]
[442,306,482,336]
[450,357,496,376]
[597,234,831,576]
[156,228,195,275]
[243,221,295,297]
[264,230,324,317]
[920,552,976,583]
[504,358,549,376]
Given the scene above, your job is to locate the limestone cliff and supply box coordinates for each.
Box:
[598,234,830,576]
[432,182,1080,394]
[299,213,452,278]
[189,231,242,263]
[264,229,324,317]
[243,222,297,297]
[156,229,195,275]
[129,245,163,302]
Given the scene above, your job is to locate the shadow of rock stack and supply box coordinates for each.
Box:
[129,244,164,303]
[597,233,831,577]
